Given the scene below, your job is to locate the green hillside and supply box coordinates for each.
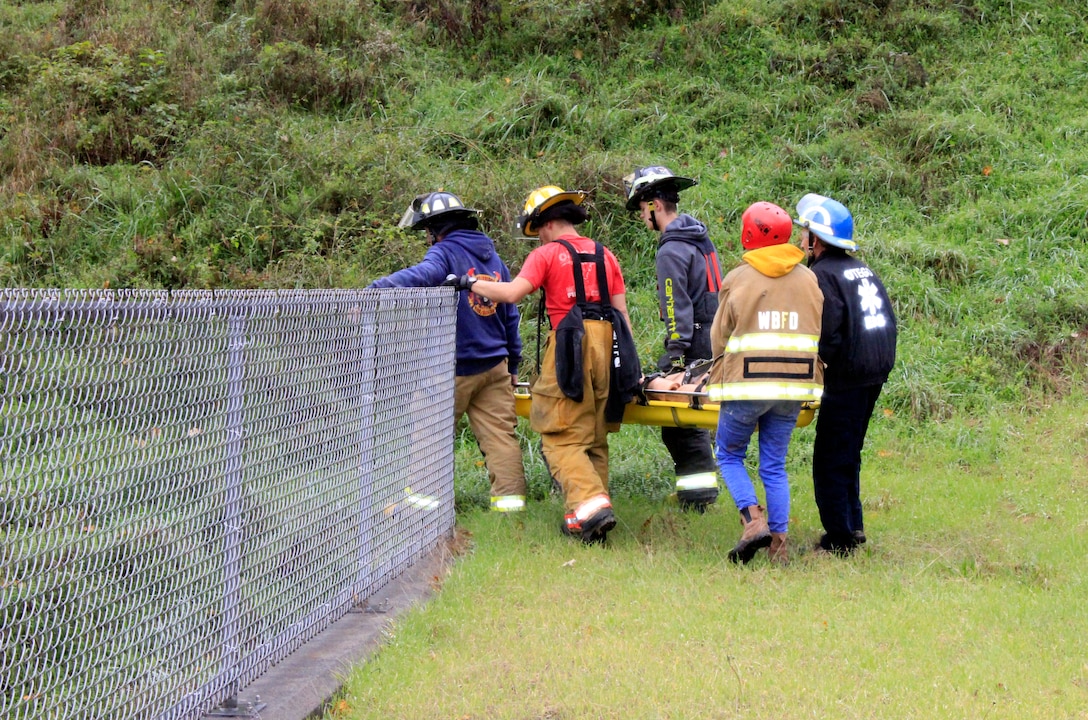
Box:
[3,0,1088,418]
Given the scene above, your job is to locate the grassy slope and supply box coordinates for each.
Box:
[2,0,1087,418]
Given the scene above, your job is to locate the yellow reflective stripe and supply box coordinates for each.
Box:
[490,495,526,512]
[675,472,718,491]
[403,487,440,510]
[725,333,820,353]
[707,383,823,402]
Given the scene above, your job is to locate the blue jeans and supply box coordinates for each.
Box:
[714,400,801,534]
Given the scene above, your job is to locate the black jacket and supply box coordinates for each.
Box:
[809,250,897,390]
[655,214,722,370]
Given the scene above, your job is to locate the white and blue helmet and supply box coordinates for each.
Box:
[794,193,856,251]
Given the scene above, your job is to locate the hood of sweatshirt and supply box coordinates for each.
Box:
[659,213,715,253]
[742,244,805,278]
[443,229,495,263]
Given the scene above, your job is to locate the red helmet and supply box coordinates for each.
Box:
[741,202,793,250]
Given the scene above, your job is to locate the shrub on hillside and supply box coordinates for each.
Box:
[0,41,29,96]
[399,0,698,60]
[253,0,379,48]
[249,40,400,112]
[17,42,182,167]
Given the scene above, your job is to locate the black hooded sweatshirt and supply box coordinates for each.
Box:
[655,213,723,371]
[809,249,897,390]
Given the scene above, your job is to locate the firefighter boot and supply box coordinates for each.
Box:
[728,505,771,564]
[677,487,719,514]
[561,495,617,545]
[768,532,789,565]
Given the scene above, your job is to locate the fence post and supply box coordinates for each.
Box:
[205,310,264,718]
[355,295,379,599]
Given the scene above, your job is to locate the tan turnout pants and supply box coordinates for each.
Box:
[529,320,614,512]
[454,360,527,501]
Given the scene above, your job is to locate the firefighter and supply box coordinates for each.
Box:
[795,193,897,556]
[368,191,527,512]
[707,202,823,564]
[455,186,639,544]
[623,165,723,512]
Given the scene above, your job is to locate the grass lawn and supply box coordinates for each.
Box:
[327,396,1088,719]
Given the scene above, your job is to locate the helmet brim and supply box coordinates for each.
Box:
[401,208,479,231]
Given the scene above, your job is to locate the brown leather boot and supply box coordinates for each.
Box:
[768,532,788,565]
[728,505,771,564]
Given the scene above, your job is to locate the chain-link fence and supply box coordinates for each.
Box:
[1,288,457,719]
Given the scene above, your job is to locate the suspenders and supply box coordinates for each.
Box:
[555,238,610,317]
[534,239,610,376]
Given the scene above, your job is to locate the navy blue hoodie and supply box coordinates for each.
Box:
[368,229,522,377]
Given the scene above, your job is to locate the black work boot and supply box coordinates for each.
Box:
[561,495,617,545]
[677,487,719,514]
[816,532,858,557]
[580,507,617,544]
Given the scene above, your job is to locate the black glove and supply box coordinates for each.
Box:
[634,372,663,406]
[657,354,685,374]
[442,273,476,291]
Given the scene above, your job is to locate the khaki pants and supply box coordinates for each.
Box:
[530,320,614,512]
[454,360,527,500]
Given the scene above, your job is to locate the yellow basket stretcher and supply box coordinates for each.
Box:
[513,384,816,430]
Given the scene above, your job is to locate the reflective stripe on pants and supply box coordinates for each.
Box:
[676,471,718,491]
[490,495,526,512]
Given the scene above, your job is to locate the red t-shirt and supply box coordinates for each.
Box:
[516,234,627,327]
